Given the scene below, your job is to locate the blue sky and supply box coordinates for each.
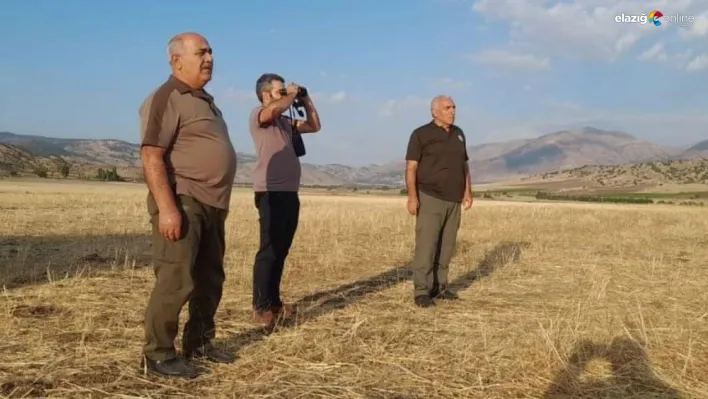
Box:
[1,0,707,165]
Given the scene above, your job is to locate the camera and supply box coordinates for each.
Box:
[291,89,307,115]
[296,86,308,99]
[293,86,308,108]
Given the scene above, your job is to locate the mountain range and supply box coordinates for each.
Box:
[1,127,707,186]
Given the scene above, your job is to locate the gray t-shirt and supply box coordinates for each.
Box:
[248,105,301,192]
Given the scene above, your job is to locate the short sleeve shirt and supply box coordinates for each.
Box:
[248,106,301,192]
[405,121,469,202]
[139,75,238,210]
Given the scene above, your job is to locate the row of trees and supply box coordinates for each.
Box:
[534,191,653,204]
[30,164,125,182]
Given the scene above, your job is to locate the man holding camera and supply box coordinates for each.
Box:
[405,95,473,308]
[248,73,321,327]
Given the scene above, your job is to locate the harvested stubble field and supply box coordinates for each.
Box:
[1,180,707,399]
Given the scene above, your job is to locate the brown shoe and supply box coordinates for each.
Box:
[252,309,276,328]
[271,303,297,318]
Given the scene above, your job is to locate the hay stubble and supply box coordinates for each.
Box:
[0,181,706,398]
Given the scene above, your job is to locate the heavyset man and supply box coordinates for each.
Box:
[405,95,473,308]
[138,32,237,379]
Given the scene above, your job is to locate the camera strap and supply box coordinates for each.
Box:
[288,103,306,157]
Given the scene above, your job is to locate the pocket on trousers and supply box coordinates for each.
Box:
[151,219,197,266]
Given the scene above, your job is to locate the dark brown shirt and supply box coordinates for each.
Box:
[248,106,301,192]
[405,121,469,203]
[139,75,238,210]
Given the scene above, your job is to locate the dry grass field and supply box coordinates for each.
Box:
[1,180,707,398]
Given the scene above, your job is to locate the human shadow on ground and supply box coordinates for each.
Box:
[220,240,530,358]
[0,233,152,290]
[447,240,530,295]
[543,336,682,399]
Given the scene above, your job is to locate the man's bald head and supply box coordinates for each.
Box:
[430,95,452,112]
[430,95,456,129]
[166,32,214,89]
[167,32,205,60]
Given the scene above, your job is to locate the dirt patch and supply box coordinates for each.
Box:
[11,304,64,318]
[1,379,53,397]
[59,363,123,386]
[52,331,97,345]
[76,253,112,264]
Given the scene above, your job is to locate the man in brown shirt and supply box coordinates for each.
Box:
[138,32,237,379]
[248,73,321,327]
[405,95,473,308]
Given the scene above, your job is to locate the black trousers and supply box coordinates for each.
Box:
[253,191,300,311]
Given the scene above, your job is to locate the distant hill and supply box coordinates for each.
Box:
[0,128,705,186]
[0,143,60,177]
[518,157,708,193]
[677,139,708,159]
[0,132,141,166]
[467,127,685,182]
[0,131,344,186]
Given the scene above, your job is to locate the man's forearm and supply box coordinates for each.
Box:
[303,97,321,131]
[267,93,298,120]
[143,153,177,212]
[464,164,472,195]
[406,167,418,198]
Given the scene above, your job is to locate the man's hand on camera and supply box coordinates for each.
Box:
[286,83,300,96]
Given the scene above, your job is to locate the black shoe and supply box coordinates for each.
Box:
[141,356,198,379]
[433,290,459,300]
[414,295,435,308]
[184,344,236,364]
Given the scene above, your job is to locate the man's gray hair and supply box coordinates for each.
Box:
[430,95,451,112]
[255,73,285,103]
[166,32,202,61]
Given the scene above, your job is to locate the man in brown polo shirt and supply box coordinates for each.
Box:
[248,73,321,327]
[138,32,237,379]
[404,95,473,308]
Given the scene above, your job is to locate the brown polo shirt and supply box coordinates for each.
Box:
[405,121,469,203]
[139,75,238,210]
[248,106,301,192]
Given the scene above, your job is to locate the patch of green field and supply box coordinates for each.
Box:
[596,192,708,199]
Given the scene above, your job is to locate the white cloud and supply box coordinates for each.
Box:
[468,49,551,70]
[636,43,707,70]
[471,0,702,62]
[430,77,472,90]
[329,91,346,103]
[544,100,581,112]
[379,95,429,118]
[686,53,708,70]
[222,88,346,105]
[638,41,668,62]
[311,91,347,104]
[678,10,708,38]
[224,88,256,103]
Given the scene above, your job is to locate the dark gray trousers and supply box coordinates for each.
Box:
[411,191,462,297]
